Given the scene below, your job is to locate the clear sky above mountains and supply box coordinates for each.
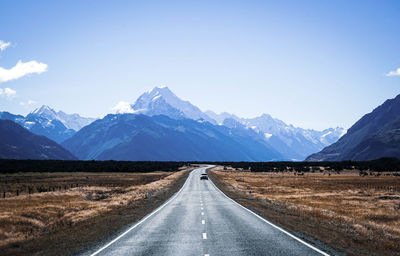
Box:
[0,0,399,130]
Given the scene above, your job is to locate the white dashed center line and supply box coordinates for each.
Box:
[204,254,210,256]
[201,207,203,210]
[202,220,205,224]
[201,212,204,215]
[203,233,207,239]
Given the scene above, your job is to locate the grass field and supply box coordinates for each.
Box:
[0,166,192,255]
[209,166,400,256]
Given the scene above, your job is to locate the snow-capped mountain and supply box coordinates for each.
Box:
[0,86,346,161]
[242,114,346,147]
[128,86,216,124]
[0,106,95,143]
[108,86,345,160]
[62,114,282,161]
[30,105,95,131]
[206,112,346,160]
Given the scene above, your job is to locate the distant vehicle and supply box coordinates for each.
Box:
[200,173,208,180]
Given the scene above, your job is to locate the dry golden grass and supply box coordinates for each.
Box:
[0,169,189,251]
[210,167,400,256]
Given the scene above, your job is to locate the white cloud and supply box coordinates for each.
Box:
[0,40,11,51]
[386,68,400,77]
[0,87,17,99]
[112,101,134,114]
[0,60,48,83]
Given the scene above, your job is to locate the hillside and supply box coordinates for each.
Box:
[0,119,76,160]
[307,94,400,161]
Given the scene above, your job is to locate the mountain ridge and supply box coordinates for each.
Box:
[62,114,282,161]
[306,94,400,161]
[0,106,95,143]
[0,119,77,160]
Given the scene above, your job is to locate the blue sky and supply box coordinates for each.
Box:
[0,0,399,130]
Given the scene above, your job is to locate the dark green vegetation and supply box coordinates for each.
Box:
[202,157,400,173]
[0,159,186,174]
[2,158,399,174]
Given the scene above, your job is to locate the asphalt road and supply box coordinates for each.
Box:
[88,166,329,256]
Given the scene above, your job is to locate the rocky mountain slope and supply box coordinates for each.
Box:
[307,94,400,161]
[0,119,76,160]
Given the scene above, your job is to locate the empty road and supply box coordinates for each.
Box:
[88,166,329,256]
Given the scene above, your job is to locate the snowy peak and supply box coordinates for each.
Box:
[31,105,58,120]
[132,86,176,111]
[131,86,216,124]
[29,105,95,131]
[319,127,347,145]
[56,111,96,131]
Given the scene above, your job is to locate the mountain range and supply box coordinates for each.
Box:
[0,106,95,143]
[0,86,349,161]
[210,111,345,160]
[110,86,345,160]
[62,114,282,161]
[307,94,400,161]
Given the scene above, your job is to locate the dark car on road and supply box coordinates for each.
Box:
[200,173,208,180]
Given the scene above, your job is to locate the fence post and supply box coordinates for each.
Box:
[249,191,252,200]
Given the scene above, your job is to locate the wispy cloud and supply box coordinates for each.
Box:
[0,40,11,51]
[0,60,48,83]
[0,87,17,99]
[112,101,134,114]
[20,99,36,106]
[386,68,400,77]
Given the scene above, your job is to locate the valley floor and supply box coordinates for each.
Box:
[0,167,191,256]
[209,167,400,256]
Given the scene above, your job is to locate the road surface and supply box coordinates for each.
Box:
[88,166,329,256]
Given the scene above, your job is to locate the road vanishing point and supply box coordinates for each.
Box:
[88,166,329,256]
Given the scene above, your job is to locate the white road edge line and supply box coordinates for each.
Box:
[208,167,330,256]
[89,168,195,256]
[203,232,207,239]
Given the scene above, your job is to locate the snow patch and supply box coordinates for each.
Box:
[112,101,134,114]
[264,133,272,139]
[321,131,332,138]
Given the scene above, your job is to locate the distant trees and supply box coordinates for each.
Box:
[197,157,400,173]
[0,159,185,174]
